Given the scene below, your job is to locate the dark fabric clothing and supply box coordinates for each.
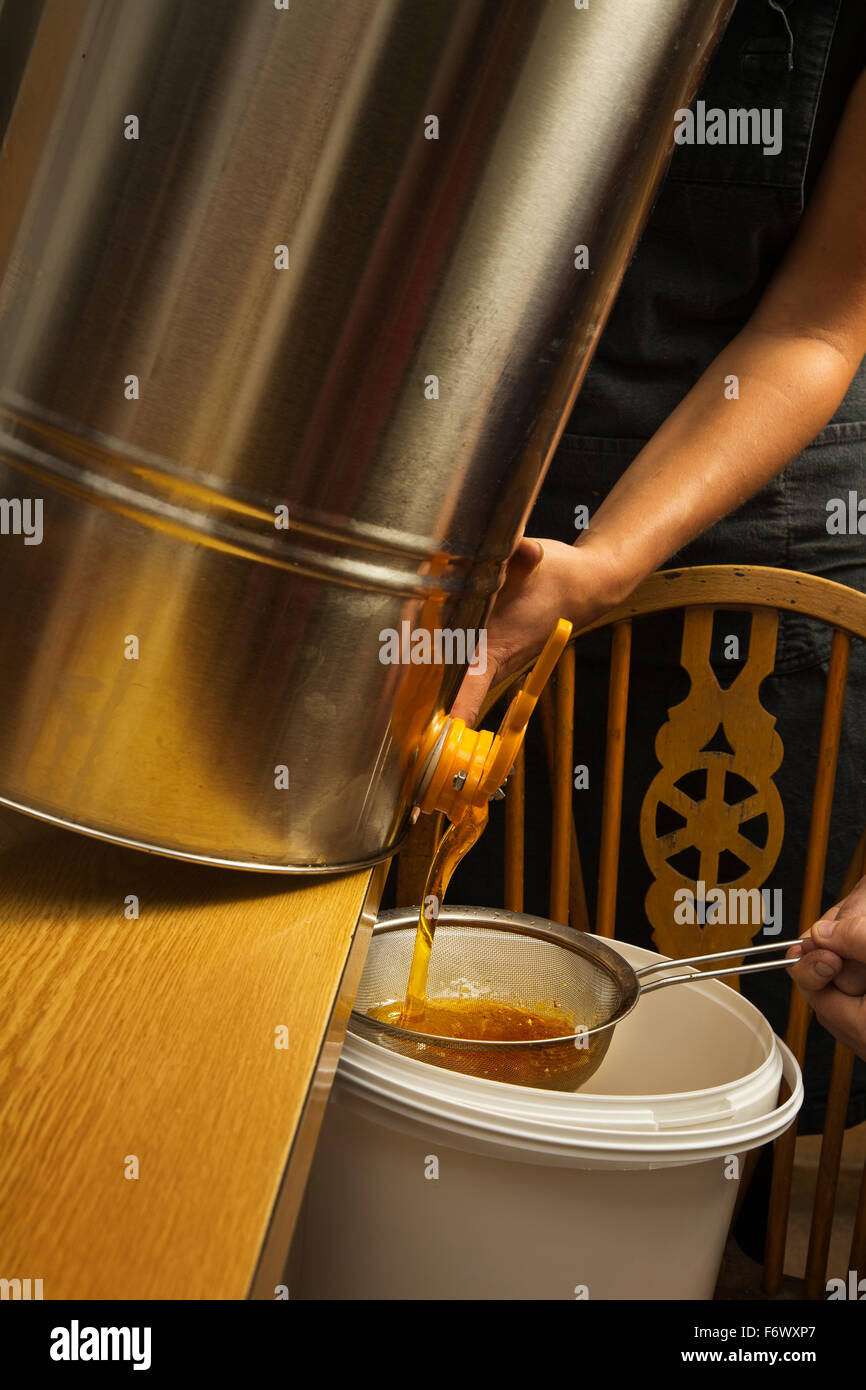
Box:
[805,0,866,197]
[567,0,866,444]
[448,0,866,1134]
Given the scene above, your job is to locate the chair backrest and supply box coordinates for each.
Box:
[502,564,866,1300]
[395,563,866,1298]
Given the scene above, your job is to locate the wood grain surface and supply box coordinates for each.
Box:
[0,806,381,1299]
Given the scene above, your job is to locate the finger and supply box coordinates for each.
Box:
[450,659,499,728]
[503,537,545,586]
[834,878,866,920]
[810,914,866,965]
[833,958,866,996]
[789,947,843,993]
[816,902,843,924]
[805,917,866,997]
[450,541,544,727]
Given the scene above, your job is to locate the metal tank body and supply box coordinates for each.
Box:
[0,0,734,871]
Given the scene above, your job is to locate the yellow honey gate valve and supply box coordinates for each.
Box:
[412,618,573,824]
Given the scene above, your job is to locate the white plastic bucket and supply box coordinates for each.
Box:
[293,931,803,1300]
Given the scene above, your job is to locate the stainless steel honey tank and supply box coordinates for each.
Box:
[0,0,734,870]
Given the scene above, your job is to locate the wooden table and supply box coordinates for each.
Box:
[0,806,387,1299]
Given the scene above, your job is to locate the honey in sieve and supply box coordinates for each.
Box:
[366,996,590,1087]
[368,996,574,1042]
[370,766,589,1085]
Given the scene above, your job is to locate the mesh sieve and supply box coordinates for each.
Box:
[350,908,804,1092]
[350,908,640,1091]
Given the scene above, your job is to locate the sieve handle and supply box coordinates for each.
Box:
[636,936,804,994]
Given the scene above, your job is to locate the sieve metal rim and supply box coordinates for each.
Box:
[350,905,642,1050]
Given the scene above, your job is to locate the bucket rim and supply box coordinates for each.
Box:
[333,1035,802,1166]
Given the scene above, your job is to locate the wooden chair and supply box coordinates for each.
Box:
[395,564,866,1299]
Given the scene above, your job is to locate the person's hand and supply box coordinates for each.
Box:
[788,873,866,1060]
[451,534,626,728]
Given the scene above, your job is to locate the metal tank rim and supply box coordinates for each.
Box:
[0,793,411,874]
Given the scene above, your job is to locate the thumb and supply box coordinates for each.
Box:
[501,537,544,588]
[450,658,498,729]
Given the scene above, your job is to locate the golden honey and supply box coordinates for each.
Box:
[369,758,589,1085]
[366,996,589,1088]
[367,797,590,1086]
[369,996,574,1042]
[399,803,488,1026]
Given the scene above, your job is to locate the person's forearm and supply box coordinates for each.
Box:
[578,322,862,601]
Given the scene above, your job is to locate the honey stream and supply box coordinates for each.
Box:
[368,799,589,1088]
[398,802,488,1026]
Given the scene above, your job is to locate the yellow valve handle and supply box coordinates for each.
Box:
[417,618,572,823]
